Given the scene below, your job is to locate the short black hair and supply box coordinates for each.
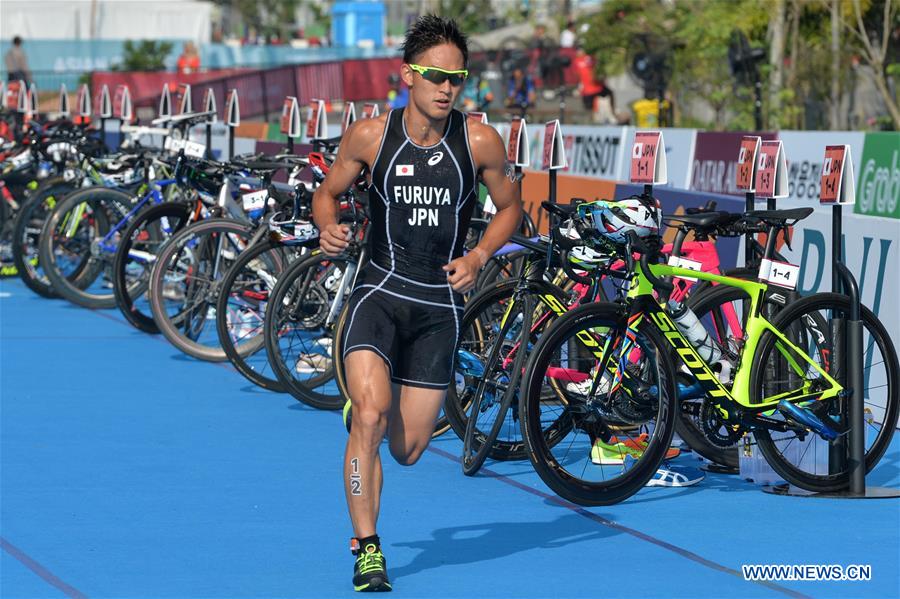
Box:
[401,15,468,67]
[12,36,22,46]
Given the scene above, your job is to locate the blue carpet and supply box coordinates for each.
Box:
[1,277,898,598]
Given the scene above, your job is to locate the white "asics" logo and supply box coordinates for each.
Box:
[427,152,444,166]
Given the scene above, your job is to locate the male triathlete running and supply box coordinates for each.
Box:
[312,15,522,593]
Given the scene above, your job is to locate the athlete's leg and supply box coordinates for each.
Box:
[344,350,393,539]
[387,385,446,465]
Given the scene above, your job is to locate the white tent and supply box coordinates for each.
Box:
[1,0,213,42]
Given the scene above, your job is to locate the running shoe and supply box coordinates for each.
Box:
[646,465,705,487]
[353,543,391,592]
[609,433,681,460]
[590,438,644,465]
[295,353,331,374]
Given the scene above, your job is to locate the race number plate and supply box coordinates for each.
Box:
[758,258,799,290]
[667,255,702,282]
[242,189,269,212]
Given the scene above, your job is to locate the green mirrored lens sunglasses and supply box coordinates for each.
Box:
[408,64,469,86]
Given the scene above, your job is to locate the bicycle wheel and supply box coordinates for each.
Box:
[113,202,194,333]
[264,251,350,410]
[12,177,77,298]
[462,293,535,475]
[520,301,678,506]
[39,186,136,309]
[148,218,254,361]
[445,277,570,460]
[332,301,453,437]
[753,293,899,492]
[217,239,302,391]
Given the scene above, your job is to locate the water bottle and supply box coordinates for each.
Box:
[668,301,722,363]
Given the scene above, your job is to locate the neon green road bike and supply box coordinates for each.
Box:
[519,213,898,506]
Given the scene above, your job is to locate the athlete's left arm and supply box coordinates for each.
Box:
[443,122,523,293]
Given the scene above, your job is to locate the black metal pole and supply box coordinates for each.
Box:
[745,191,754,266]
[829,205,847,476]
[549,169,557,205]
[834,259,865,495]
[205,122,212,159]
[287,137,294,153]
[228,125,235,160]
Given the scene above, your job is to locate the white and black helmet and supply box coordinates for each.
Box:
[577,195,662,244]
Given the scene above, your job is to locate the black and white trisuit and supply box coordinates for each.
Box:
[342,108,478,389]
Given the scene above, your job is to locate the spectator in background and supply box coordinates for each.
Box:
[462,75,494,112]
[386,73,408,110]
[573,46,614,119]
[560,20,576,48]
[505,67,536,115]
[4,36,31,83]
[530,23,550,85]
[177,42,200,74]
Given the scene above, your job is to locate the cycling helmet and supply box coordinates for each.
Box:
[578,195,661,244]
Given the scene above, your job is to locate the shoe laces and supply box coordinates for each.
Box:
[356,545,385,575]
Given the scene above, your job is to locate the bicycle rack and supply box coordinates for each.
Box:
[225,89,239,160]
[763,144,899,499]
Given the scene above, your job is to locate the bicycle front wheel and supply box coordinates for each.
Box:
[113,201,194,333]
[753,293,899,492]
[264,251,350,410]
[39,186,134,308]
[216,240,301,391]
[520,301,678,506]
[148,218,254,361]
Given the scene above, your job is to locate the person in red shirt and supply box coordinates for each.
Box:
[573,46,613,113]
[177,42,200,75]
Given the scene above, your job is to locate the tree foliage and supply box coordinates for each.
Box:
[581,0,898,130]
[115,40,173,72]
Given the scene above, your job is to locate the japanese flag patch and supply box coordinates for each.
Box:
[395,164,414,177]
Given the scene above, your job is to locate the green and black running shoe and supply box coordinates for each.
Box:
[343,400,352,433]
[353,543,391,592]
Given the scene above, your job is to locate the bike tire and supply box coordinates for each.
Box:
[462,293,535,475]
[148,218,254,361]
[264,251,348,410]
[113,201,194,333]
[753,293,899,492]
[216,239,298,391]
[12,177,76,298]
[39,186,134,309]
[520,301,678,506]
[444,277,571,460]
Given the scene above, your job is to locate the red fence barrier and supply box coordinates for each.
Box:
[93,49,580,121]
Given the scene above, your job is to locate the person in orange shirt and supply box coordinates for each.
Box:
[573,46,614,116]
[177,42,200,75]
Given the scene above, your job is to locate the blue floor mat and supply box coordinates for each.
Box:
[1,277,898,598]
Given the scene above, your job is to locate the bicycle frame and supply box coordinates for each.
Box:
[631,261,843,412]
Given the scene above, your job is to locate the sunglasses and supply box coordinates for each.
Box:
[408,64,469,86]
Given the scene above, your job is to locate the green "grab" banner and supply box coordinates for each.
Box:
[854,132,900,219]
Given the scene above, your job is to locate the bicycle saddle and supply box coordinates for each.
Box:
[664,211,740,230]
[745,207,814,226]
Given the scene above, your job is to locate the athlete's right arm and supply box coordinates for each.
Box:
[312,118,383,256]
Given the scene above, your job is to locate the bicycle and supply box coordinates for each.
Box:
[518,200,898,505]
